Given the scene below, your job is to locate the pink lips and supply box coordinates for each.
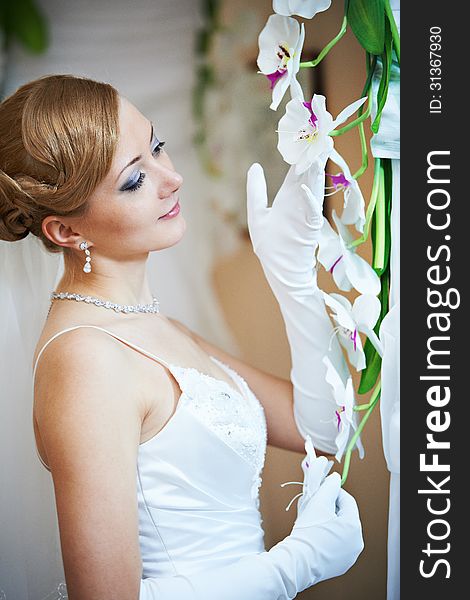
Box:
[158,200,180,220]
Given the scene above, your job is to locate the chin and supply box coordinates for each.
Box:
[153,215,186,250]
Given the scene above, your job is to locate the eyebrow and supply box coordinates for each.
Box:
[117,121,154,181]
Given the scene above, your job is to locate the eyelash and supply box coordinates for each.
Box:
[124,140,166,193]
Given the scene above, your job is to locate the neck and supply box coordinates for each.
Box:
[57,251,156,306]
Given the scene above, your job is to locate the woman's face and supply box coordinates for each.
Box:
[78,95,185,259]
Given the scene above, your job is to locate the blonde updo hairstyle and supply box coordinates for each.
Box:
[0,74,120,257]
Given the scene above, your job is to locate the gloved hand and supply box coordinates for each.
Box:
[139,458,364,599]
[246,161,351,454]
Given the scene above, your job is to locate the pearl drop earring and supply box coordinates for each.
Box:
[79,241,92,273]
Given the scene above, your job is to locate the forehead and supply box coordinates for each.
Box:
[117,96,148,143]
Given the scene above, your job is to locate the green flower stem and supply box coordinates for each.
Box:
[329,93,372,138]
[373,164,386,270]
[352,87,372,179]
[353,379,382,412]
[353,120,368,180]
[341,380,381,485]
[349,158,381,249]
[299,16,347,68]
[385,0,400,65]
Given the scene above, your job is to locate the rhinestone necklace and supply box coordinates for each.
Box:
[48,291,160,316]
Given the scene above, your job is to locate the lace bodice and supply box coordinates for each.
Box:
[170,356,267,502]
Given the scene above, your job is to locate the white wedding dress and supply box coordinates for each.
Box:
[32,324,268,588]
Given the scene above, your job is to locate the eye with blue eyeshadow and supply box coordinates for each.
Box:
[121,171,146,193]
[120,136,167,193]
[151,136,166,156]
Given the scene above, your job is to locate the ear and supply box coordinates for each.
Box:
[42,216,86,250]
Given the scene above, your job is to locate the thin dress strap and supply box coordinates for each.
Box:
[32,325,176,472]
[32,324,173,385]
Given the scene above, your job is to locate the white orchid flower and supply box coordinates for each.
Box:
[280,435,333,513]
[327,148,366,234]
[322,355,365,462]
[322,291,381,371]
[273,0,332,19]
[257,14,305,110]
[277,93,368,174]
[301,185,380,295]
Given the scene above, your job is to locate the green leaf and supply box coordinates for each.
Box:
[371,19,393,132]
[347,0,385,55]
[5,0,49,53]
[358,339,381,393]
[361,52,377,97]
[377,158,392,277]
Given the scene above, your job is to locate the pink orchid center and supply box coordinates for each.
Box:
[350,328,358,351]
[294,101,319,143]
[266,42,291,89]
[277,42,291,66]
[329,254,343,273]
[266,68,287,89]
[335,406,346,430]
[328,172,350,189]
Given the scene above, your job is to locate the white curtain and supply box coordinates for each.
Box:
[0,1,239,598]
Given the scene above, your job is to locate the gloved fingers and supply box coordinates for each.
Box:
[293,472,341,528]
[301,472,341,513]
[335,489,365,556]
[271,163,311,214]
[246,163,269,217]
[313,472,342,503]
[306,155,328,198]
[300,184,324,230]
[246,163,270,252]
[335,487,361,522]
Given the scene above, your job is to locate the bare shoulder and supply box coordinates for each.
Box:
[167,316,197,340]
[33,326,143,440]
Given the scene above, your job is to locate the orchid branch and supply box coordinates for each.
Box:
[353,378,382,412]
[353,120,368,180]
[348,158,381,249]
[353,53,376,179]
[341,379,381,485]
[329,90,372,137]
[299,16,347,69]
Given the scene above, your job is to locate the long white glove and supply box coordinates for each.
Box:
[246,161,351,454]
[139,445,364,599]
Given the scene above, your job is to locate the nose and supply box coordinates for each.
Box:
[157,164,183,199]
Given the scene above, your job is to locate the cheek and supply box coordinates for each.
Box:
[90,204,142,239]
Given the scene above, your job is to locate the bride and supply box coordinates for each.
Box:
[0,74,363,599]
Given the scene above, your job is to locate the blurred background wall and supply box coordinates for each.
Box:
[1,1,389,598]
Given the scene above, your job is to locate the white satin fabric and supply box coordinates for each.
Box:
[31,324,268,588]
